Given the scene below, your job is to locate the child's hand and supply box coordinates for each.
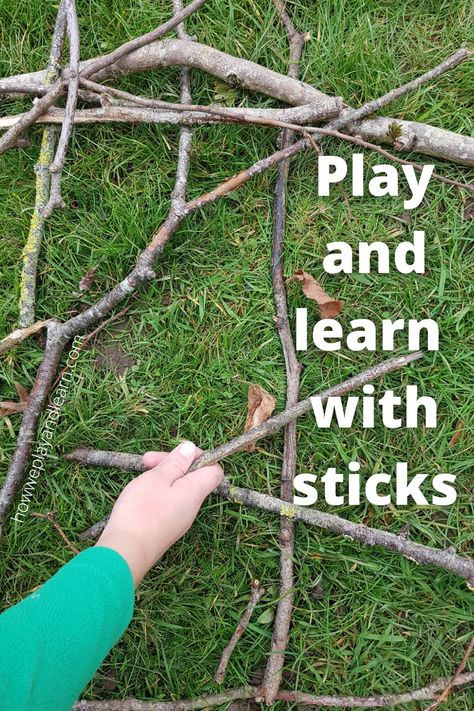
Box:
[96,441,223,586]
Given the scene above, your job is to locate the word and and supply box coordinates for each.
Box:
[293,462,456,507]
[317,154,434,209]
[323,230,425,274]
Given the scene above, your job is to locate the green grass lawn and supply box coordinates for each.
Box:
[0,0,473,707]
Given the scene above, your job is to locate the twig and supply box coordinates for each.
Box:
[50,304,132,392]
[18,0,68,327]
[43,0,80,217]
[0,134,312,525]
[65,354,473,584]
[30,511,80,554]
[72,672,474,709]
[0,80,64,157]
[77,76,342,124]
[261,1,304,703]
[328,47,472,130]
[3,40,473,166]
[0,320,52,355]
[214,580,265,684]
[424,636,474,711]
[2,106,472,192]
[80,0,208,80]
[0,100,341,128]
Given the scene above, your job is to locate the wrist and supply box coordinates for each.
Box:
[96,525,152,587]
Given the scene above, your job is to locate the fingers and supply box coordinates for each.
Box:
[149,441,199,484]
[181,462,224,501]
[143,451,168,469]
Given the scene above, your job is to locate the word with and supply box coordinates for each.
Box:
[294,462,456,507]
[310,385,437,429]
[317,154,434,209]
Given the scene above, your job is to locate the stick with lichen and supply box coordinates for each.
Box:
[18,0,67,327]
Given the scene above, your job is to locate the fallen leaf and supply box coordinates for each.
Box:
[0,320,51,355]
[257,608,274,625]
[291,270,343,318]
[14,382,29,403]
[243,384,276,452]
[79,266,98,293]
[462,196,474,221]
[0,382,30,417]
[448,420,464,447]
[94,344,136,376]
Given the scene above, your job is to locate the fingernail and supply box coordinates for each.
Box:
[178,440,196,458]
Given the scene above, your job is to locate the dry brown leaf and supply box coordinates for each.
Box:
[0,320,51,356]
[243,383,276,452]
[292,270,343,318]
[0,382,30,417]
[448,420,464,447]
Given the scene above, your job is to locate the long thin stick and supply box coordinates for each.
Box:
[214,580,265,684]
[72,672,474,709]
[327,47,472,130]
[44,0,80,217]
[3,105,471,192]
[261,1,304,703]
[29,511,80,554]
[67,456,474,586]
[18,1,68,327]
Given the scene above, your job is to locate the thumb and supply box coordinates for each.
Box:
[151,440,197,484]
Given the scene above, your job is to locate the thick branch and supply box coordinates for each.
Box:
[214,580,264,684]
[261,0,304,703]
[72,672,474,709]
[3,40,473,166]
[43,0,80,217]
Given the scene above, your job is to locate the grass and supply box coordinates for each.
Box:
[0,0,473,708]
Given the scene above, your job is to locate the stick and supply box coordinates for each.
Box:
[18,1,68,327]
[424,636,474,711]
[0,99,342,128]
[328,48,472,130]
[261,1,304,702]
[77,77,342,124]
[0,81,64,157]
[43,0,80,217]
[80,0,208,80]
[214,580,265,684]
[72,672,474,709]
[0,320,52,355]
[29,511,80,554]
[67,463,474,584]
[2,106,471,192]
[0,136,308,524]
[3,40,473,166]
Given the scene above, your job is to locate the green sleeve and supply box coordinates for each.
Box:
[0,545,134,711]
